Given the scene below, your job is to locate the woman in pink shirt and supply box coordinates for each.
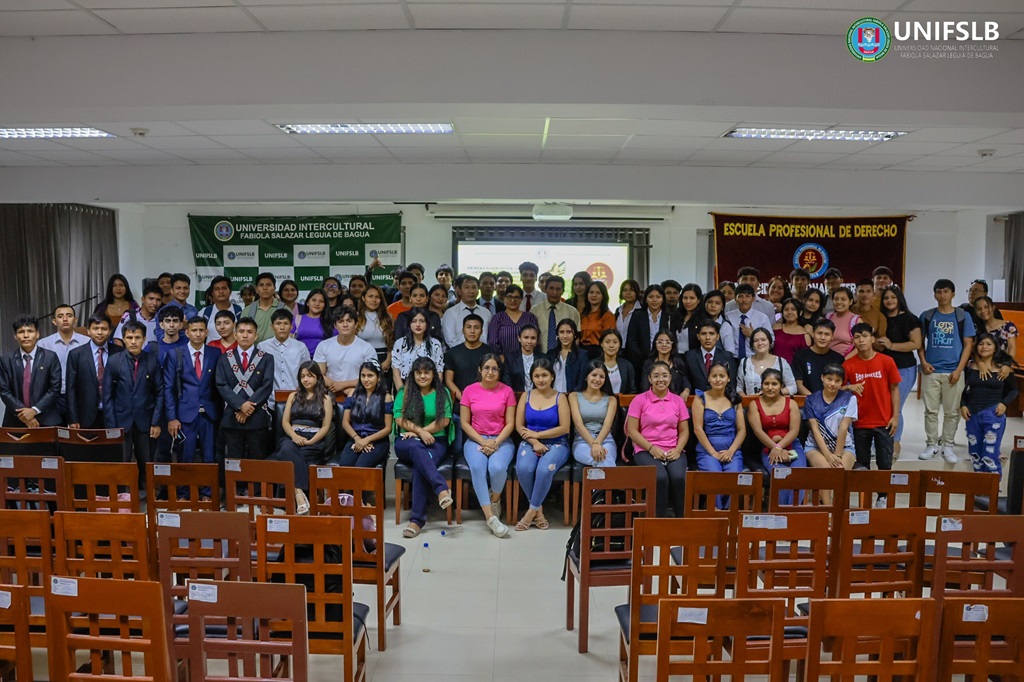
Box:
[460,353,517,538]
[626,360,691,517]
[826,288,860,358]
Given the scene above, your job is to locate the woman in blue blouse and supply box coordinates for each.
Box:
[339,360,394,468]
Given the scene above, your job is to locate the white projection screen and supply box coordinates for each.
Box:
[455,240,631,290]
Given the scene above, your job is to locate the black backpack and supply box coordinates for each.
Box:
[562,487,629,581]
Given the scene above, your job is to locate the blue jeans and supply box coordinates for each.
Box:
[894,365,917,443]
[394,437,450,527]
[760,444,807,505]
[696,446,744,510]
[516,439,569,510]
[572,434,617,467]
[463,436,514,509]
[966,405,1006,477]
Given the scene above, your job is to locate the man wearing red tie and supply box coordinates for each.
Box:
[476,272,506,314]
[216,316,275,461]
[0,315,62,428]
[165,317,222,480]
[67,314,124,430]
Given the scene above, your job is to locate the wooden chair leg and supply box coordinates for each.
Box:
[512,481,521,523]
[504,480,514,525]
[563,480,571,526]
[391,567,401,626]
[377,577,387,652]
[394,478,402,525]
[577,573,590,654]
[566,561,575,632]
[571,481,580,527]
[455,479,464,525]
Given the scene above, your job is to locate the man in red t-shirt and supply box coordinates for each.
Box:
[843,323,901,481]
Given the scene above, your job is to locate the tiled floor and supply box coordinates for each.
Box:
[29,396,1023,681]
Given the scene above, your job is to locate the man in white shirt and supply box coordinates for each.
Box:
[200,276,242,342]
[518,261,545,314]
[313,306,376,397]
[259,309,311,405]
[535,275,581,354]
[724,266,776,319]
[442,274,493,347]
[723,283,773,360]
[37,303,90,399]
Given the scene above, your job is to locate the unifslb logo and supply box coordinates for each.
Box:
[848,18,890,62]
[214,220,234,242]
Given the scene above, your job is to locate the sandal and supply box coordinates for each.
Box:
[535,512,550,530]
[295,489,310,516]
[438,489,453,510]
[515,509,537,532]
[402,523,422,538]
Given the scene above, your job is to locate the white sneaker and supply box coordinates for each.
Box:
[874,495,888,509]
[487,515,509,538]
[919,446,938,460]
[940,446,958,464]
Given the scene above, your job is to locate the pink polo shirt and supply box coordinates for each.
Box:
[461,382,517,436]
[627,389,690,453]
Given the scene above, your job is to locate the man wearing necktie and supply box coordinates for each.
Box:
[67,314,124,430]
[0,315,62,428]
[441,274,493,347]
[535,276,581,354]
[476,272,505,314]
[681,320,739,403]
[216,316,275,462]
[723,283,774,361]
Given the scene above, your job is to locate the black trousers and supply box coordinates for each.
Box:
[632,451,687,518]
[123,425,153,485]
[853,426,894,471]
[222,427,270,461]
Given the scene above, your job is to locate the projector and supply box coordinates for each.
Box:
[532,204,573,221]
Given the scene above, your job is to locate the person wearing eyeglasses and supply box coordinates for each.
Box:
[961,278,1002,330]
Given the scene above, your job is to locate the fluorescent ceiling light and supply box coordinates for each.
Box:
[276,123,454,135]
[724,128,907,142]
[0,127,113,139]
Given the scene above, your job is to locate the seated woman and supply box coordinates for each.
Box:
[268,361,335,515]
[693,360,746,475]
[639,330,688,394]
[514,358,570,531]
[626,360,690,518]
[772,298,811,364]
[737,328,797,396]
[393,357,454,538]
[961,332,1019,477]
[391,307,445,391]
[548,318,588,393]
[599,329,635,394]
[460,353,517,538]
[747,368,806,503]
[338,360,393,468]
[804,363,857,497]
[570,360,618,469]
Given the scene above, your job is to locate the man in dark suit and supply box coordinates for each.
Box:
[0,315,63,428]
[501,325,539,392]
[216,317,275,461]
[165,317,222,464]
[67,314,123,429]
[477,272,506,314]
[103,320,164,485]
[680,319,739,401]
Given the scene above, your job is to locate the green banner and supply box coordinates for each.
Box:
[187,214,403,305]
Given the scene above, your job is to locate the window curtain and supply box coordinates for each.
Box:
[0,204,118,354]
[1005,212,1024,303]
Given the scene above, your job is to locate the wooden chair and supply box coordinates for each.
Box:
[654,598,786,682]
[509,458,573,527]
[565,465,656,654]
[453,458,514,525]
[256,515,367,682]
[64,461,141,513]
[0,426,58,456]
[53,511,153,580]
[186,580,308,682]
[0,509,52,648]
[45,576,173,682]
[917,470,999,586]
[154,511,252,674]
[617,517,729,682]
[0,453,65,511]
[56,426,127,463]
[146,462,222,568]
[0,585,33,681]
[831,506,926,600]
[392,458,454,526]
[845,468,921,510]
[225,458,296,567]
[804,597,935,681]
[309,465,404,652]
[936,597,1024,682]
[767,466,847,515]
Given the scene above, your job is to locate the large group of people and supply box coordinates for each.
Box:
[1,260,1018,531]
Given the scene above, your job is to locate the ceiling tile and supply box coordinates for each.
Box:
[77,0,234,7]
[625,135,709,150]
[632,120,735,137]
[95,149,194,164]
[541,148,618,161]
[612,148,694,162]
[171,148,251,161]
[546,119,637,136]
[700,137,796,152]
[208,134,302,148]
[0,151,46,165]
[949,165,1022,173]
[583,0,733,5]
[971,129,1024,145]
[935,143,1024,157]
[93,7,261,33]
[236,147,325,160]
[882,164,949,173]
[247,4,410,31]
[178,120,279,136]
[410,4,564,29]
[969,156,1024,169]
[86,121,196,137]
[544,135,629,149]
[718,8,870,35]
[315,147,397,160]
[752,151,849,166]
[0,157,63,166]
[292,134,383,148]
[822,154,909,167]
[56,137,148,150]
[459,134,543,148]
[860,141,961,155]
[901,127,1011,143]
[375,134,462,147]
[0,139,75,151]
[783,140,877,153]
[886,155,977,167]
[568,5,728,31]
[137,136,223,150]
[0,10,118,36]
[684,149,773,165]
[453,118,547,135]
[464,147,543,161]
[18,150,109,163]
[387,147,470,161]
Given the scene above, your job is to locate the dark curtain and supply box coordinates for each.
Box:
[0,204,118,354]
[1005,212,1024,303]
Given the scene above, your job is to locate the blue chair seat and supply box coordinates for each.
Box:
[567,548,631,573]
[973,495,1008,514]
[747,626,810,641]
[614,602,658,640]
[354,542,405,572]
[669,545,719,564]
[269,602,370,641]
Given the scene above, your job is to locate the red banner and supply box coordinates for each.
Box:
[712,213,907,290]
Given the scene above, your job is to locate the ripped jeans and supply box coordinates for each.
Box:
[516,439,569,511]
[965,405,1007,477]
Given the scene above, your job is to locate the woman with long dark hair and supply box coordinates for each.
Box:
[639,330,688,394]
[278,279,304,318]
[876,285,922,458]
[395,284,444,344]
[566,271,592,316]
[569,360,618,468]
[94,274,139,329]
[772,298,811,364]
[747,368,806,501]
[614,279,642,350]
[293,288,336,356]
[339,360,394,468]
[356,284,396,381]
[799,289,826,327]
[322,276,344,318]
[393,357,454,538]
[547,318,588,393]
[599,329,635,394]
[671,283,703,354]
[391,308,445,391]
[961,333,1019,477]
[579,281,615,360]
[626,283,669,376]
[701,289,736,355]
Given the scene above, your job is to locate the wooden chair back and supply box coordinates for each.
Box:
[767,466,847,516]
[0,426,58,455]
[56,426,127,463]
[64,461,141,513]
[845,469,921,509]
[931,515,1024,599]
[937,597,1024,682]
[225,458,296,518]
[833,506,926,599]
[309,465,384,566]
[186,580,309,682]
[146,463,221,522]
[53,511,152,580]
[0,509,52,646]
[683,471,763,581]
[0,585,33,681]
[918,469,998,537]
[0,454,65,511]
[654,598,786,682]
[45,575,173,682]
[577,465,657,568]
[804,598,934,681]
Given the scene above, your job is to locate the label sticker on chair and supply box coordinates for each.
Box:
[0,457,12,469]
[57,428,70,439]
[225,459,241,472]
[770,516,788,529]
[677,607,708,624]
[267,518,290,533]
[317,467,334,479]
[41,458,59,470]
[51,577,78,597]
[0,590,10,609]
[890,473,909,485]
[962,604,989,622]
[157,512,180,528]
[586,469,606,480]
[106,429,121,439]
[189,583,218,604]
[849,510,870,525]
[773,467,792,479]
[153,464,171,477]
[742,514,764,528]
[940,517,963,532]
[737,473,753,486]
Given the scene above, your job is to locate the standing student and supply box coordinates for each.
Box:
[918,278,975,463]
[155,306,189,363]
[427,285,450,321]
[0,315,63,427]
[199,276,241,342]
[747,369,806,493]
[822,268,844,313]
[392,308,446,391]
[693,361,746,476]
[339,360,393,469]
[321,277,344,320]
[844,323,901,482]
[671,283,704,355]
[719,281,736,304]
[799,289,826,328]
[771,298,811,364]
[661,279,682,316]
[789,268,811,300]
[852,278,887,338]
[239,273,286,343]
[567,271,593,317]
[599,329,635,394]
[460,353,517,537]
[793,319,845,396]
[569,360,618,468]
[614,279,642,351]
[486,284,538,360]
[495,271,513,302]
[395,284,444,345]
[723,283,773,361]
[93,274,138,330]
[579,282,616,360]
[314,307,377,398]
[825,288,859,358]
[386,271,418,320]
[960,333,1019,477]
[102,321,163,486]
[155,273,199,342]
[724,266,777,318]
[208,310,238,354]
[765,277,791,317]
[548,318,588,393]
[239,285,256,308]
[277,280,304,318]
[701,290,737,358]
[444,313,495,454]
[347,274,367,302]
[476,272,505,314]
[356,284,395,378]
[535,275,581,355]
[293,289,336,356]
[442,275,492,348]
[435,264,457,306]
[960,278,1002,329]
[680,320,739,400]
[37,304,90,406]
[156,272,173,305]
[518,261,545,314]
[625,283,669,376]
[216,317,276,462]
[875,285,922,459]
[804,364,858,473]
[67,314,123,430]
[974,296,1018,358]
[113,284,163,347]
[259,309,311,395]
[501,324,540,392]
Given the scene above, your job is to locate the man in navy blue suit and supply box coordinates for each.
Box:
[103,320,164,486]
[216,317,275,461]
[67,314,123,430]
[0,314,63,428]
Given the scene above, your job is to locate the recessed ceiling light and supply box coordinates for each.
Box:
[724,128,907,142]
[275,123,454,135]
[0,127,114,139]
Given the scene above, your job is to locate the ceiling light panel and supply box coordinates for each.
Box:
[0,127,114,139]
[725,128,907,142]
[276,123,454,135]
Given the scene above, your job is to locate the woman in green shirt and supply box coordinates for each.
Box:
[394,356,455,538]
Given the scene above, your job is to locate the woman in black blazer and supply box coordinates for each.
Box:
[599,329,636,395]
[625,283,670,378]
[639,330,690,395]
[546,318,588,392]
